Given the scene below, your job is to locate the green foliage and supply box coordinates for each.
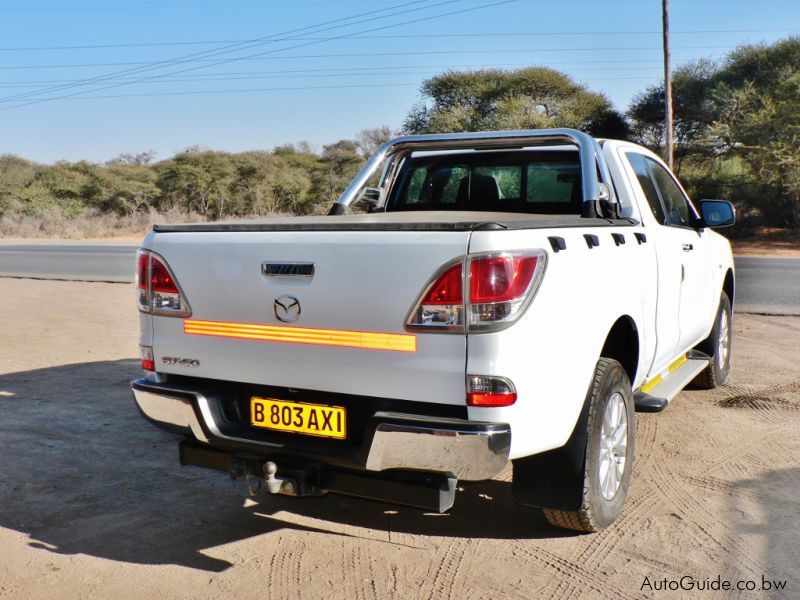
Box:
[403,67,628,137]
[628,60,717,169]
[0,155,36,216]
[628,37,800,227]
[157,150,236,219]
[0,136,374,229]
[3,46,799,233]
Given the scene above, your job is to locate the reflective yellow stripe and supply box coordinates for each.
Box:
[668,354,688,373]
[641,374,663,394]
[183,319,417,352]
[641,354,687,393]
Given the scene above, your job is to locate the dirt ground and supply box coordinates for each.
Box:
[0,279,797,599]
[730,228,800,257]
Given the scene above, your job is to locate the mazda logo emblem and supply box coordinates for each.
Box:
[274,295,301,323]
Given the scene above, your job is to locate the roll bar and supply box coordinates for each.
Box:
[331,128,617,218]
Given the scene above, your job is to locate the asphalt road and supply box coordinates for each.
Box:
[0,244,136,284]
[733,256,800,315]
[0,244,797,314]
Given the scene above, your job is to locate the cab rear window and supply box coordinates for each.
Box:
[388,151,582,214]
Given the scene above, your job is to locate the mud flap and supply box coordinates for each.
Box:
[511,388,592,511]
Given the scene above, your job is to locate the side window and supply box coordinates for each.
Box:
[406,165,467,206]
[405,168,428,204]
[438,166,468,204]
[526,163,579,204]
[647,160,692,227]
[625,152,666,224]
[475,166,521,200]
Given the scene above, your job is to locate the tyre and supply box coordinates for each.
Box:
[542,358,636,533]
[692,292,732,389]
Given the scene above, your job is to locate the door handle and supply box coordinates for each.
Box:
[682,243,694,252]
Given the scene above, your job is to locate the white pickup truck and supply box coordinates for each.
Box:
[132,129,735,532]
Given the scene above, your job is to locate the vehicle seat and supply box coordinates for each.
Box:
[456,172,501,204]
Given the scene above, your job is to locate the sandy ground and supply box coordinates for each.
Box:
[0,279,797,599]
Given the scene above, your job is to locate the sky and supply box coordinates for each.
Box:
[0,0,797,163]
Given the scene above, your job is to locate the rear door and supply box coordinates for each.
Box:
[146,229,470,405]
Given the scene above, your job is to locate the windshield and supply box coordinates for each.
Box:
[386,150,582,214]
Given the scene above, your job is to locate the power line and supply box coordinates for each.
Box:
[0,29,791,52]
[0,0,444,104]
[0,66,666,89]
[0,0,778,11]
[0,1,464,12]
[5,77,661,103]
[0,60,669,86]
[0,45,739,71]
[0,0,515,110]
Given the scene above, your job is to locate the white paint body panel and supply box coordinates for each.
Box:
[609,141,733,374]
[466,225,654,458]
[139,139,735,464]
[143,229,470,404]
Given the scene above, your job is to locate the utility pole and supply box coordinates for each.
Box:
[662,0,674,169]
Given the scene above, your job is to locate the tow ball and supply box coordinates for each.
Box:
[233,460,299,497]
[262,461,296,495]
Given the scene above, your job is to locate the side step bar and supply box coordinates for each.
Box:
[634,352,710,413]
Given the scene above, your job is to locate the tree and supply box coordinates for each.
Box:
[107,151,157,166]
[356,126,394,158]
[310,140,364,210]
[0,155,37,217]
[271,160,311,214]
[89,164,160,217]
[707,40,800,226]
[157,151,234,219]
[628,37,800,227]
[628,60,717,174]
[228,151,281,215]
[403,67,627,137]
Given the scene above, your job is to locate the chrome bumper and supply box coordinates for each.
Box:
[365,420,510,480]
[132,380,510,481]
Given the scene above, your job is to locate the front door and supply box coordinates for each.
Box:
[621,151,714,374]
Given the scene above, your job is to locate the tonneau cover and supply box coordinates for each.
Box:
[153,211,636,233]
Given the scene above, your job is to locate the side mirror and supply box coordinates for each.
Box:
[698,199,735,229]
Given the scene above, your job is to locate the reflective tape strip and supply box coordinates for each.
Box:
[641,354,688,394]
[640,374,663,394]
[668,354,688,373]
[183,319,417,352]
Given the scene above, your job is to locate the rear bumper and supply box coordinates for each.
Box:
[131,378,510,481]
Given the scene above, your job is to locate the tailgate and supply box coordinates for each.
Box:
[146,230,469,405]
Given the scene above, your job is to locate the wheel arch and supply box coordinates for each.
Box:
[599,315,640,386]
[723,268,735,309]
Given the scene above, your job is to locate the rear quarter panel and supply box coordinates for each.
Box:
[466,226,655,459]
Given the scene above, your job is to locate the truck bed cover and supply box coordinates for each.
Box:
[153,211,637,233]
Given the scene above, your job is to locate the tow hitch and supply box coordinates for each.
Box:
[180,439,458,512]
[228,456,321,498]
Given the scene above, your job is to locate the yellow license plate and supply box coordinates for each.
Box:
[250,397,346,440]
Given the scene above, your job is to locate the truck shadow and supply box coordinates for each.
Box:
[0,360,567,573]
[723,468,799,597]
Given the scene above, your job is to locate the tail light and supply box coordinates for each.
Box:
[406,251,545,332]
[137,249,192,317]
[468,252,544,331]
[467,375,517,406]
[405,260,464,330]
[140,345,155,372]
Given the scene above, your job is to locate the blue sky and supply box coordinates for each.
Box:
[0,0,797,163]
